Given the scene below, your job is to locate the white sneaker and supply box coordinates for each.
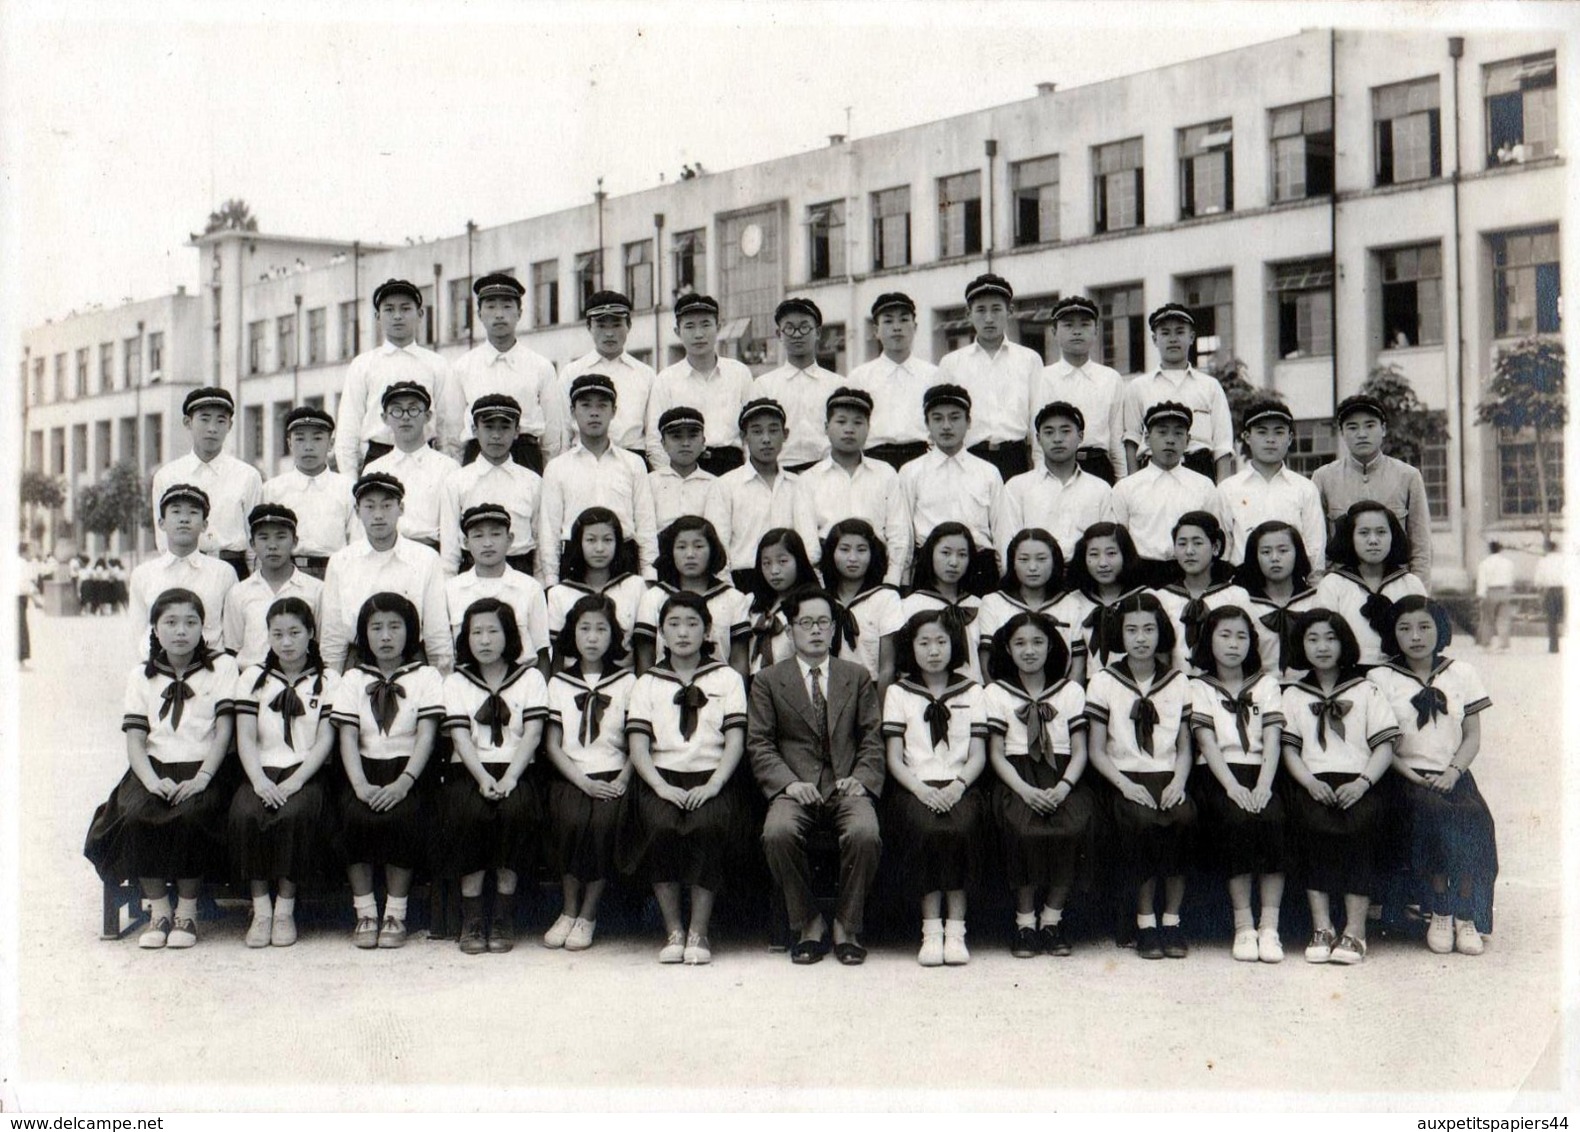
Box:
[1232,928,1259,962]
[1257,927,1284,964]
[918,926,945,967]
[166,916,198,950]
[1426,913,1453,954]
[564,917,596,951]
[138,916,171,950]
[542,913,576,949]
[1329,933,1367,965]
[1304,928,1335,963]
[658,930,686,964]
[245,913,272,948]
[1454,919,1485,956]
[942,921,970,966]
[682,932,712,965]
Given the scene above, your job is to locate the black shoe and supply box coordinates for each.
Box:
[488,893,516,954]
[1011,925,1039,958]
[1041,922,1073,957]
[790,937,828,964]
[1137,926,1164,959]
[458,896,487,955]
[1161,923,1189,959]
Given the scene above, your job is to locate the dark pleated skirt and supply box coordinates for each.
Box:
[84,757,236,882]
[993,755,1096,889]
[434,761,543,876]
[616,767,750,891]
[1191,760,1287,877]
[1109,769,1197,881]
[884,778,987,900]
[1288,770,1382,896]
[339,755,430,870]
[1401,771,1498,920]
[545,770,624,882]
[227,764,335,882]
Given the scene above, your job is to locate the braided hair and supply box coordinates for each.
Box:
[144,587,215,677]
[251,596,325,699]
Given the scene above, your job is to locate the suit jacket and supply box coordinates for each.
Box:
[747,654,886,800]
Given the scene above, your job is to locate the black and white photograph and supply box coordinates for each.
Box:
[1,0,1575,1116]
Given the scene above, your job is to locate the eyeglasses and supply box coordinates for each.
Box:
[778,323,817,339]
[793,617,834,631]
[384,405,428,419]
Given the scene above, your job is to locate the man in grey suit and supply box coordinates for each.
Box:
[748,585,885,965]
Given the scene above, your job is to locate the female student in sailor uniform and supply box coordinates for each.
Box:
[742,527,817,677]
[1234,520,1319,679]
[983,611,1094,958]
[901,522,986,686]
[546,506,649,663]
[634,514,750,678]
[1187,605,1288,963]
[441,596,548,955]
[620,590,750,965]
[1049,521,1148,684]
[882,607,990,967]
[1154,510,1250,672]
[977,528,1069,680]
[333,592,446,950]
[85,587,239,951]
[1368,595,1497,956]
[229,595,340,948]
[542,593,638,952]
[1279,609,1401,966]
[1084,592,1198,960]
[819,517,904,689]
[1314,501,1426,668]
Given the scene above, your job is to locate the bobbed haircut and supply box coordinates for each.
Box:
[894,606,969,682]
[1289,607,1363,673]
[1188,603,1265,677]
[1234,520,1313,596]
[1380,594,1453,659]
[353,591,424,665]
[454,596,525,669]
[987,610,1070,684]
[1328,501,1410,573]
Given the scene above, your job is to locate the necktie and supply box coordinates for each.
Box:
[574,689,612,745]
[1410,685,1449,729]
[269,683,307,751]
[1130,696,1161,758]
[1309,696,1352,747]
[832,605,860,654]
[810,666,834,794]
[474,691,511,748]
[1017,700,1058,763]
[750,612,783,668]
[367,674,406,736]
[1220,689,1255,752]
[674,683,709,741]
[1180,595,1210,650]
[1259,608,1295,670]
[1083,602,1122,665]
[1359,590,1395,639]
[922,697,952,750]
[158,675,195,731]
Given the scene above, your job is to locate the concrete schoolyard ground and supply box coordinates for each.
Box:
[6,611,1573,1110]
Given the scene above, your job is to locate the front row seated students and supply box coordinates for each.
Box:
[995,399,1114,566]
[540,372,660,586]
[445,503,550,670]
[129,483,237,657]
[319,472,453,675]
[1108,400,1222,588]
[798,386,913,586]
[849,291,937,471]
[222,505,324,669]
[897,383,1004,592]
[262,405,356,579]
[362,379,460,552]
[645,292,754,476]
[648,406,718,534]
[706,397,819,594]
[439,394,543,577]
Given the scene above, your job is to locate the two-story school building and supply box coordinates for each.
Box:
[20,27,1565,588]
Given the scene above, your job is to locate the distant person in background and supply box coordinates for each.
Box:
[1534,539,1565,654]
[1474,541,1516,651]
[17,543,36,667]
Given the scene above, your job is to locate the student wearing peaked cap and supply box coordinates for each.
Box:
[1109,401,1224,587]
[848,292,938,471]
[151,386,263,577]
[995,400,1116,566]
[1122,303,1235,483]
[645,294,754,476]
[935,274,1044,482]
[362,381,461,552]
[262,406,356,578]
[1311,394,1431,585]
[1216,397,1326,569]
[560,289,656,465]
[128,484,237,657]
[335,279,457,478]
[434,271,566,474]
[222,505,324,669]
[444,503,550,670]
[797,387,912,585]
[438,393,543,578]
[756,298,842,473]
[705,398,819,585]
[898,385,1005,591]
[1032,296,1128,485]
[648,406,719,533]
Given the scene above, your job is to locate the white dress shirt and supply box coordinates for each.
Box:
[705,463,821,573]
[644,356,755,469]
[935,338,1043,447]
[445,567,550,658]
[262,468,357,557]
[1107,461,1222,561]
[1121,366,1235,462]
[437,457,543,575]
[648,465,718,532]
[362,444,461,544]
[897,446,1003,550]
[560,349,656,453]
[122,654,240,765]
[538,442,660,584]
[752,362,842,467]
[127,549,238,657]
[994,464,1115,563]
[221,567,324,668]
[1216,463,1327,566]
[798,455,912,584]
[333,341,454,475]
[848,354,938,447]
[1033,358,1129,475]
[1475,552,1516,596]
[318,537,453,673]
[150,451,263,555]
[440,338,566,456]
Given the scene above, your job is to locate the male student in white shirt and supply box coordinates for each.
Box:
[798,387,912,585]
[645,293,754,476]
[1109,400,1223,587]
[128,483,237,656]
[221,504,324,669]
[558,289,655,465]
[706,397,820,592]
[1215,398,1326,569]
[897,383,1005,589]
[362,381,461,551]
[262,406,355,579]
[334,278,455,476]
[1033,296,1127,485]
[438,394,543,577]
[1121,303,1235,483]
[935,273,1043,482]
[445,502,550,671]
[849,292,937,471]
[996,401,1114,565]
[439,272,566,472]
[648,406,718,533]
[150,386,263,578]
[755,297,842,473]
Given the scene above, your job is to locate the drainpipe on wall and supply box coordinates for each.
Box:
[1329,29,1340,414]
[984,138,998,273]
[654,212,665,362]
[1449,34,1472,576]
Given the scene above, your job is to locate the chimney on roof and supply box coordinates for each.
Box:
[828,134,847,147]
[1036,82,1057,95]
[176,285,187,296]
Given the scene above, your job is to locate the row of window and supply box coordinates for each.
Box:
[30,414,164,480]
[26,332,165,407]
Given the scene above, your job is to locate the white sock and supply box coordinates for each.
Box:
[921,917,943,935]
[1161,912,1181,928]
[147,896,173,924]
[1232,907,1254,932]
[385,895,409,921]
[174,897,198,922]
[1040,906,1063,927]
[1014,911,1036,929]
[275,896,296,917]
[252,894,273,918]
[1259,907,1280,933]
[1136,913,1158,929]
[352,892,377,918]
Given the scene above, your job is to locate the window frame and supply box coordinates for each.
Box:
[871,186,912,271]
[1092,138,1145,234]
[1178,120,1234,219]
[1490,226,1561,339]
[1484,52,1558,166]
[808,200,847,281]
[1093,282,1146,374]
[1272,258,1336,359]
[1377,243,1445,349]
[937,170,983,259]
[1373,77,1442,186]
[532,259,560,327]
[1011,154,1060,247]
[1269,98,1335,202]
[672,229,706,296]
